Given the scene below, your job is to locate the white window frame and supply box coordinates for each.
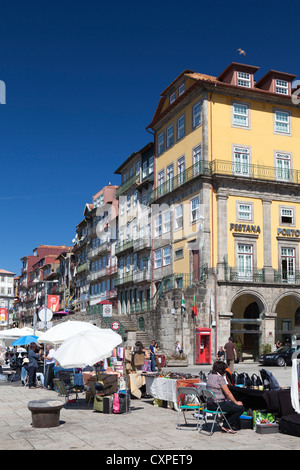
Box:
[274,109,291,135]
[166,123,174,148]
[193,145,202,175]
[190,196,200,224]
[174,203,183,230]
[238,244,253,279]
[154,215,162,237]
[233,146,250,176]
[276,152,291,181]
[163,211,171,234]
[275,79,288,95]
[238,203,252,221]
[178,83,185,96]
[280,207,294,225]
[170,91,176,104]
[281,247,295,283]
[154,249,162,269]
[166,164,174,191]
[163,246,171,266]
[237,71,251,88]
[232,102,250,128]
[177,155,185,184]
[158,131,165,154]
[192,101,202,128]
[177,114,185,140]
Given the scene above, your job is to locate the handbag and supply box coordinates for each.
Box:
[251,374,262,387]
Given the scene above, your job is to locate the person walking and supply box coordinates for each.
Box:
[42,344,56,390]
[27,343,41,388]
[224,337,237,373]
[149,340,156,372]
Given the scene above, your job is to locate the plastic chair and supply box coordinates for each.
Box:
[198,387,232,435]
[176,387,202,431]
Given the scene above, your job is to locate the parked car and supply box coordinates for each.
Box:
[259,345,300,367]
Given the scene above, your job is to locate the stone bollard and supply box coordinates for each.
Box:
[27,399,64,428]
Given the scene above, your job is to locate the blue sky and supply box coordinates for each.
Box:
[1,0,300,275]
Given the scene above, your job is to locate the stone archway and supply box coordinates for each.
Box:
[229,290,266,360]
[272,291,300,346]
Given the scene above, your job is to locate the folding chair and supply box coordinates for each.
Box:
[198,388,232,435]
[176,387,202,431]
[53,378,84,404]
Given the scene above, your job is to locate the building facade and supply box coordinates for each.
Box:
[147,61,300,361]
[0,269,15,328]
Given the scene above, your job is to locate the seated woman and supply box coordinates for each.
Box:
[206,360,245,434]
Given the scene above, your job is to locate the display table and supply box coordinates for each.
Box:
[145,376,199,410]
[229,386,294,417]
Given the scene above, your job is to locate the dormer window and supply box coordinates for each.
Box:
[237,72,251,88]
[276,79,288,95]
[178,83,185,96]
[170,92,176,105]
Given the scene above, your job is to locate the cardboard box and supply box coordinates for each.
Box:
[256,423,279,434]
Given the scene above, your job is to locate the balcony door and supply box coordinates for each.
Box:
[238,244,253,280]
[281,247,295,283]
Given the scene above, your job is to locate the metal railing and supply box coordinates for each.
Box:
[274,270,300,284]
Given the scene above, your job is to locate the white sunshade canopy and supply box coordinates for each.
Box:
[52,328,123,369]
[38,320,103,345]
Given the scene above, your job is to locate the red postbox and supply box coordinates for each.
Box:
[195,328,211,364]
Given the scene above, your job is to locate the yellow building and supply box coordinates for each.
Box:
[147,62,300,362]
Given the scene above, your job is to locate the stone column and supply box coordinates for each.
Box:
[261,312,277,350]
[262,199,274,282]
[216,193,228,280]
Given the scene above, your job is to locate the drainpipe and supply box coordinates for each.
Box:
[209,84,218,358]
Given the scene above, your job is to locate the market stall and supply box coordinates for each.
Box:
[145,372,200,410]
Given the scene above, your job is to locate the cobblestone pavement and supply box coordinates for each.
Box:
[0,363,299,452]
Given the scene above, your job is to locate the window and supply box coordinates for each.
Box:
[232,102,249,128]
[178,83,185,96]
[281,247,295,283]
[126,255,130,273]
[274,110,290,134]
[193,145,202,175]
[158,170,165,195]
[190,196,200,223]
[238,244,253,279]
[154,250,162,269]
[163,246,171,266]
[177,156,185,184]
[233,146,250,175]
[237,71,250,87]
[155,215,162,237]
[127,194,131,212]
[170,91,176,104]
[174,204,183,229]
[238,203,252,220]
[166,164,174,191]
[276,153,291,180]
[280,207,294,225]
[166,123,174,148]
[276,79,288,95]
[163,211,171,234]
[192,101,202,128]
[158,132,165,154]
[133,190,138,207]
[175,248,184,259]
[177,115,185,140]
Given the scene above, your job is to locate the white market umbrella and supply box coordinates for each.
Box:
[52,328,122,369]
[0,327,42,346]
[38,320,102,345]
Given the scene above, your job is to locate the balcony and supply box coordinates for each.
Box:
[226,267,265,283]
[115,239,133,255]
[77,262,89,274]
[133,237,151,251]
[133,269,151,283]
[274,270,300,284]
[114,274,133,286]
[130,298,156,314]
[115,173,139,197]
[211,159,300,185]
[88,268,107,282]
[149,160,210,203]
[88,242,110,260]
